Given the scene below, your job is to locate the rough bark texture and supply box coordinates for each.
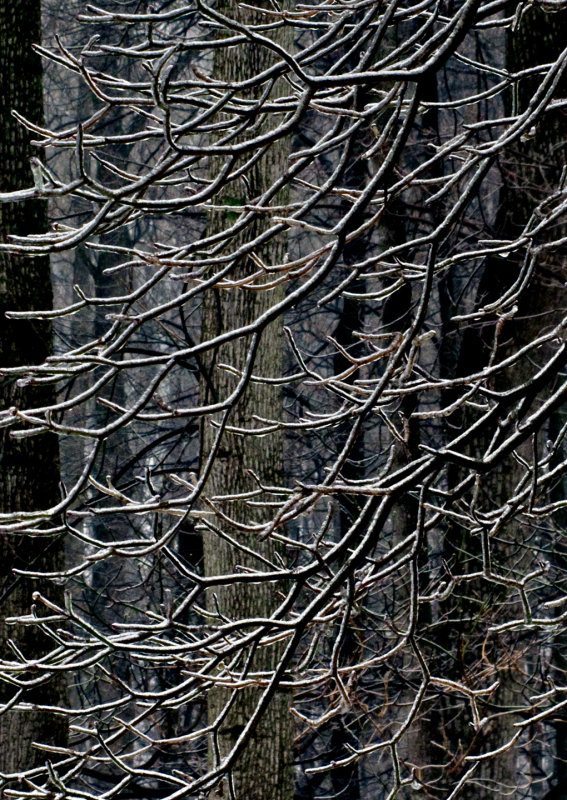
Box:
[0,0,67,775]
[440,8,567,797]
[200,6,294,799]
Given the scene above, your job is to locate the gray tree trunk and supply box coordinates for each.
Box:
[200,4,294,799]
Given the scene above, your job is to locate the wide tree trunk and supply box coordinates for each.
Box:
[439,7,567,797]
[200,4,294,799]
[0,0,66,775]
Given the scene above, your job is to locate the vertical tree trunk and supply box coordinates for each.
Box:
[200,5,294,799]
[439,8,567,797]
[0,0,66,775]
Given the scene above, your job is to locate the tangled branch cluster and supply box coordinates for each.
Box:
[1,0,567,797]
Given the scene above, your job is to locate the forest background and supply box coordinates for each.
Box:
[1,0,567,799]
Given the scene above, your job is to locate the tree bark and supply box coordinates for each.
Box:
[200,5,294,799]
[439,8,567,797]
[0,0,66,775]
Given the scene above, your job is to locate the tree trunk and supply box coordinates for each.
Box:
[200,4,294,799]
[439,7,567,797]
[0,0,66,776]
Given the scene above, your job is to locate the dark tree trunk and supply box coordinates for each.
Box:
[0,0,67,775]
[438,7,567,797]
